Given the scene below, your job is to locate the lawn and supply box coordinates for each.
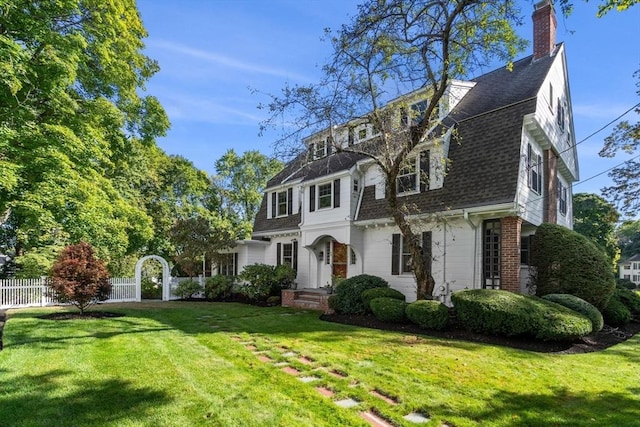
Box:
[1,302,638,427]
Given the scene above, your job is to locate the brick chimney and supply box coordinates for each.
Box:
[532,0,557,60]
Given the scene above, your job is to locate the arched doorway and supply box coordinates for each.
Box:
[135,255,171,301]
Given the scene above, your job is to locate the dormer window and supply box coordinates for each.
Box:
[315,139,327,159]
[270,188,293,218]
[277,191,288,216]
[358,128,367,140]
[401,100,428,127]
[396,151,429,195]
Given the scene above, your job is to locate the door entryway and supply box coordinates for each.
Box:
[332,242,347,280]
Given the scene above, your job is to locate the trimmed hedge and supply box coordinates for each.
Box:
[602,295,631,327]
[370,297,407,323]
[204,275,235,300]
[172,279,203,299]
[613,286,640,315]
[361,287,405,313]
[451,289,592,341]
[531,223,615,310]
[331,274,389,315]
[405,300,449,330]
[542,294,604,332]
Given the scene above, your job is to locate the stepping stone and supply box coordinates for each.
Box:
[329,370,348,378]
[370,390,398,405]
[257,355,272,363]
[273,362,289,367]
[298,356,314,365]
[334,398,359,408]
[282,366,301,376]
[282,351,297,357]
[245,345,257,351]
[230,336,242,341]
[280,313,292,316]
[298,376,319,383]
[404,413,430,423]
[315,386,335,398]
[360,411,395,427]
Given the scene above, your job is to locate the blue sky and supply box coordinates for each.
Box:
[136,0,640,201]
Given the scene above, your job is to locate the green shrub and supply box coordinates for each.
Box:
[451,289,592,341]
[369,297,407,323]
[141,277,162,299]
[531,223,615,310]
[542,294,604,332]
[172,279,203,299]
[361,287,405,312]
[613,286,640,315]
[204,275,235,300]
[266,296,281,306]
[617,278,637,290]
[331,274,388,314]
[406,300,449,330]
[238,263,297,303]
[602,295,632,327]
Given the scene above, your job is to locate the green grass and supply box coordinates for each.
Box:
[1,302,639,426]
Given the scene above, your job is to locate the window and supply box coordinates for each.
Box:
[556,99,565,131]
[624,265,631,270]
[624,274,631,280]
[634,275,640,283]
[348,127,355,146]
[277,191,288,216]
[401,100,428,126]
[483,220,501,289]
[353,179,359,193]
[557,179,567,215]
[634,263,640,270]
[325,241,331,265]
[350,248,357,265]
[271,188,293,218]
[358,128,367,140]
[549,83,553,110]
[397,159,417,194]
[520,235,533,265]
[318,183,332,209]
[527,143,542,194]
[277,241,298,271]
[315,139,327,159]
[391,232,431,276]
[218,253,238,276]
[309,180,341,212]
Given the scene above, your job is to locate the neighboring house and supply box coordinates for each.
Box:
[619,254,640,286]
[219,1,578,304]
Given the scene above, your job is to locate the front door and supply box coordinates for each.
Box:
[332,242,347,280]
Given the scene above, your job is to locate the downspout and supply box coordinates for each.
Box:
[463,210,478,289]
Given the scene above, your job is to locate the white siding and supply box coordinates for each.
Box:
[517,128,546,226]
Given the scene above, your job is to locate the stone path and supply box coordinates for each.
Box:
[233,334,445,427]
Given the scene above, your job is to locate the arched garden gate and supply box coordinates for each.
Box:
[134,255,171,301]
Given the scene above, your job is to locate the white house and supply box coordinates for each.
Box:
[619,254,640,286]
[220,1,579,307]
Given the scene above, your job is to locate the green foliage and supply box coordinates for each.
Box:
[452,290,592,341]
[172,280,203,300]
[369,297,408,323]
[204,276,235,301]
[405,300,449,330]
[602,295,632,327]
[542,294,604,332]
[141,277,162,299]
[238,263,297,303]
[531,223,615,310]
[572,193,620,268]
[361,287,405,313]
[48,242,111,314]
[617,277,637,290]
[331,274,388,315]
[613,286,640,315]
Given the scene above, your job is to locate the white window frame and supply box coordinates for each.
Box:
[397,157,418,194]
[399,235,413,274]
[282,243,293,268]
[317,182,333,209]
[557,179,567,216]
[315,139,327,159]
[277,190,288,217]
[527,143,542,195]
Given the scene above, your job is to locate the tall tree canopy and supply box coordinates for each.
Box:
[617,220,640,259]
[260,0,526,299]
[213,149,283,238]
[572,193,620,267]
[0,0,170,275]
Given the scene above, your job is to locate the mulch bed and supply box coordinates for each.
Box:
[320,313,640,354]
[38,311,125,321]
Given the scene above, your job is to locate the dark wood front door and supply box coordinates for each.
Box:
[332,242,347,279]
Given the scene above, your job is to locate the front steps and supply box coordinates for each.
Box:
[282,289,332,313]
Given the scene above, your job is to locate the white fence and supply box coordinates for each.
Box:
[0,277,138,309]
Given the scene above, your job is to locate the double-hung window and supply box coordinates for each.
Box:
[309,180,341,212]
[391,232,432,276]
[318,183,332,209]
[527,143,542,194]
[557,179,567,215]
[397,159,417,194]
[218,253,238,276]
[277,191,288,216]
[276,241,298,271]
[271,188,293,218]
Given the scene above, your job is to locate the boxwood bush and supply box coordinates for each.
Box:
[331,274,389,314]
[531,223,615,310]
[204,275,235,300]
[613,286,640,315]
[602,295,632,327]
[451,289,592,341]
[405,300,449,330]
[172,279,203,299]
[370,297,407,323]
[542,294,604,332]
[361,287,405,313]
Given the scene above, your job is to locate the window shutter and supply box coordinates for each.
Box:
[276,243,282,266]
[293,241,298,272]
[422,231,432,274]
[391,234,400,275]
[333,179,341,208]
[309,185,316,212]
[420,150,430,192]
[527,144,532,188]
[271,192,276,218]
[233,253,239,276]
[287,188,293,215]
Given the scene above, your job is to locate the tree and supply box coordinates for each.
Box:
[0,0,169,275]
[260,0,526,299]
[169,216,235,278]
[599,71,640,217]
[213,149,283,238]
[48,242,111,314]
[557,0,638,16]
[617,219,640,259]
[573,193,620,267]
